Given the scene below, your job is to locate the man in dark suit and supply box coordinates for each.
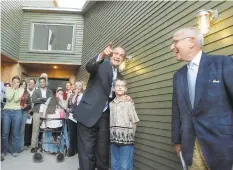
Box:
[171,27,233,170]
[74,43,128,170]
[30,77,52,153]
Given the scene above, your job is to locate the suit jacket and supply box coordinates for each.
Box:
[32,88,53,113]
[171,53,233,170]
[74,55,123,127]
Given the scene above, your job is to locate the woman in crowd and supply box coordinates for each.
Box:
[1,76,24,157]
[19,80,32,151]
[67,81,84,157]
[41,87,69,154]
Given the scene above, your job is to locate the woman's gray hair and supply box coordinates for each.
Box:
[75,81,84,90]
[175,27,204,47]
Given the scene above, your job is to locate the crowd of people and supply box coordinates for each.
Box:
[1,27,233,170]
[1,73,86,162]
[1,70,139,169]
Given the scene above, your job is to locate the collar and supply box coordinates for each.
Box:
[66,90,72,94]
[112,66,117,72]
[40,88,47,91]
[112,97,124,103]
[28,88,35,92]
[190,50,202,66]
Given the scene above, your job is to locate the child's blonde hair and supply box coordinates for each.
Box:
[113,78,127,87]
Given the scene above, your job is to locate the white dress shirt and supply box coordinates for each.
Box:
[27,88,35,97]
[39,88,47,113]
[187,50,202,108]
[187,50,202,75]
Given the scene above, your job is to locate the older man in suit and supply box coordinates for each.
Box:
[171,27,233,170]
[30,77,52,153]
[74,43,129,170]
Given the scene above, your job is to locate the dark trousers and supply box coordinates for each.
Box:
[24,124,32,146]
[68,119,78,153]
[77,114,110,170]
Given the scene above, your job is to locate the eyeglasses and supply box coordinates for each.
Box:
[115,85,126,88]
[112,52,125,58]
[171,37,192,45]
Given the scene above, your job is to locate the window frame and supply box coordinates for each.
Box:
[29,22,76,54]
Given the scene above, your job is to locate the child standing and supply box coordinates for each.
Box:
[109,78,139,170]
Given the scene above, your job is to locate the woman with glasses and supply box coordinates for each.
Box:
[67,81,84,157]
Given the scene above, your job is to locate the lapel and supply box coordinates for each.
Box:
[193,53,212,109]
[38,88,42,97]
[108,60,113,89]
[180,66,193,113]
[46,89,50,98]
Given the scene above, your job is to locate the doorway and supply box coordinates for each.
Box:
[48,78,69,93]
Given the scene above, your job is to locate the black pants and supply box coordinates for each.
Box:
[68,119,78,153]
[24,124,32,146]
[51,127,63,139]
[77,114,110,170]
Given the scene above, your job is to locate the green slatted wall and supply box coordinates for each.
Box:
[1,0,54,60]
[77,1,233,170]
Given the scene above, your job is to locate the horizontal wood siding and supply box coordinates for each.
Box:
[1,0,54,60]
[77,1,233,169]
[19,12,84,64]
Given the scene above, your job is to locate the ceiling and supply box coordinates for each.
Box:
[20,62,79,70]
[1,54,18,63]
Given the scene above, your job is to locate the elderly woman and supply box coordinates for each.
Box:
[67,81,84,157]
[41,87,69,154]
[1,76,24,157]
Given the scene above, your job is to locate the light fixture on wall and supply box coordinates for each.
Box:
[118,55,133,72]
[197,9,218,35]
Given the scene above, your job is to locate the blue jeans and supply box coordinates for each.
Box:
[1,109,22,154]
[19,110,28,151]
[111,144,134,170]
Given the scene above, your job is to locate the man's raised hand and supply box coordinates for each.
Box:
[99,42,113,60]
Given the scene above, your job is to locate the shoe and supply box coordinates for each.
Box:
[67,149,75,157]
[12,153,19,157]
[1,156,4,161]
[31,148,36,153]
[51,137,60,147]
[1,153,6,157]
[24,146,29,150]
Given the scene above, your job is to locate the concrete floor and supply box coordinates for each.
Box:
[1,149,79,170]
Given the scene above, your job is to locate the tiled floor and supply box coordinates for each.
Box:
[1,149,79,170]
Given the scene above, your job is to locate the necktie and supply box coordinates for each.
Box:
[103,68,117,112]
[187,62,197,108]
